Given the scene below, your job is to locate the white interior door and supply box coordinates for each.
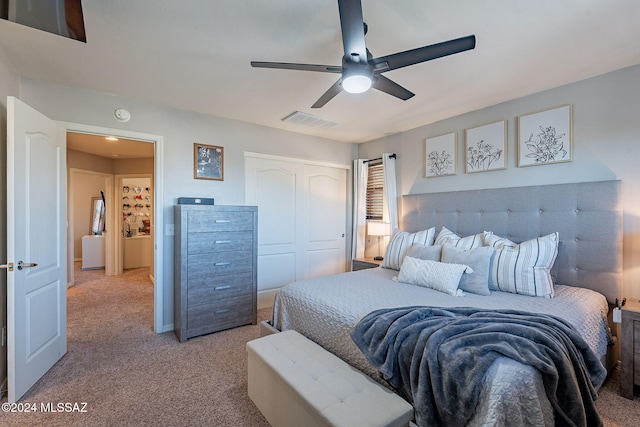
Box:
[245,157,301,293]
[6,96,67,402]
[304,164,347,278]
[245,154,347,304]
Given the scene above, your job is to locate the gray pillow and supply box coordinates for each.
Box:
[404,244,442,263]
[441,245,494,295]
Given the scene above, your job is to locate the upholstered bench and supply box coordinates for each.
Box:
[246,330,414,427]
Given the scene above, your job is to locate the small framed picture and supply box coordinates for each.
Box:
[425,132,456,177]
[194,143,224,181]
[518,104,572,167]
[465,120,507,173]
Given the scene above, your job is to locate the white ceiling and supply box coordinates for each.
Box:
[67,132,154,159]
[1,0,639,144]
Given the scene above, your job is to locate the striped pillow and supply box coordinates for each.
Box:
[381,227,436,270]
[489,232,559,298]
[482,231,516,249]
[434,227,483,249]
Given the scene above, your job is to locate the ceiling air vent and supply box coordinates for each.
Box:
[281,111,337,130]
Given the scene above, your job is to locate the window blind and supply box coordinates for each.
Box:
[366,162,384,220]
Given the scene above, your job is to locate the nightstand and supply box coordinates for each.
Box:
[352,257,383,271]
[621,299,640,399]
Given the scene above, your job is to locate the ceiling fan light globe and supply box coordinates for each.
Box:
[342,75,372,93]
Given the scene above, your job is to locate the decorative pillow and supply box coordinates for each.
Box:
[405,244,442,262]
[489,232,559,298]
[435,227,483,249]
[441,245,494,296]
[394,256,471,296]
[381,227,436,270]
[483,231,516,249]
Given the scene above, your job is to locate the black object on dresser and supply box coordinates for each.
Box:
[174,204,258,342]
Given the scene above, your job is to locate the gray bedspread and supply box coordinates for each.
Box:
[273,267,611,425]
[351,306,607,427]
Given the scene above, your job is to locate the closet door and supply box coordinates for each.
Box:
[245,155,347,299]
[304,164,347,279]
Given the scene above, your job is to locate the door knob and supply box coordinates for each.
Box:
[17,261,38,271]
[0,262,14,271]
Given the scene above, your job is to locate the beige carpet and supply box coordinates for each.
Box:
[0,264,269,427]
[1,264,638,426]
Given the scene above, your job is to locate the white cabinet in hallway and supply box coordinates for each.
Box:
[82,235,105,270]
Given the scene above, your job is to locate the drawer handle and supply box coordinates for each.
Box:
[215,240,231,244]
[214,285,231,291]
[214,219,231,223]
[214,262,231,266]
[215,309,230,314]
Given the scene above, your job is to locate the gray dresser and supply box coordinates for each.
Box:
[174,204,258,342]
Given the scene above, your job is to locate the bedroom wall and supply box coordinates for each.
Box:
[18,77,356,331]
[358,64,640,300]
[0,42,19,394]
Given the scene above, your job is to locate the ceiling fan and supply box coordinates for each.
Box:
[251,0,476,108]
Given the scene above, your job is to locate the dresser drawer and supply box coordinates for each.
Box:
[187,272,253,305]
[187,211,254,232]
[187,231,253,254]
[188,250,253,278]
[187,295,254,337]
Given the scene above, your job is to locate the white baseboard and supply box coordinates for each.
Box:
[258,289,279,309]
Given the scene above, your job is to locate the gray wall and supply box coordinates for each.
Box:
[358,64,640,300]
[18,77,356,331]
[0,43,19,396]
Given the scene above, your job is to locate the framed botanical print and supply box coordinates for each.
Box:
[465,120,506,173]
[518,104,572,167]
[425,132,456,177]
[194,143,224,180]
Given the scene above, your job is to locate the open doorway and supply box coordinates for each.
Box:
[63,123,165,333]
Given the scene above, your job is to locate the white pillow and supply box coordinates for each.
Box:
[394,256,472,296]
[489,232,559,298]
[381,227,436,270]
[435,227,483,249]
[482,231,516,249]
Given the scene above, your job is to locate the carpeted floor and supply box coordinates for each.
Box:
[0,263,638,426]
[0,264,269,427]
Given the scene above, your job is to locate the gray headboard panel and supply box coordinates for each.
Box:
[401,180,622,302]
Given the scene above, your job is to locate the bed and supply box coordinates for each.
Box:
[272,180,622,426]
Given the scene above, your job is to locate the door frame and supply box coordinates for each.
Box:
[61,122,165,333]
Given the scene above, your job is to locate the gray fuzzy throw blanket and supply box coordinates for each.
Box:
[350,306,607,427]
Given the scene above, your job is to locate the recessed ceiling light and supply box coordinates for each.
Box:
[112,154,120,157]
[105,136,119,141]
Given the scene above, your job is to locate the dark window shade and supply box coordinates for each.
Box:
[366,162,384,220]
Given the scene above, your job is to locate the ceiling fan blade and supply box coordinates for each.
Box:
[251,61,342,73]
[371,35,476,72]
[337,0,367,62]
[311,79,343,108]
[372,75,414,101]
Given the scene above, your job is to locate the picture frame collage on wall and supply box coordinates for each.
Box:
[424,104,572,177]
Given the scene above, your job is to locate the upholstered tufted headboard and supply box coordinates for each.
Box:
[401,180,622,302]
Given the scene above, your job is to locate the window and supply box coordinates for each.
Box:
[366,161,384,220]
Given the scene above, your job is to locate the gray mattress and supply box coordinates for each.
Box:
[273,267,610,426]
